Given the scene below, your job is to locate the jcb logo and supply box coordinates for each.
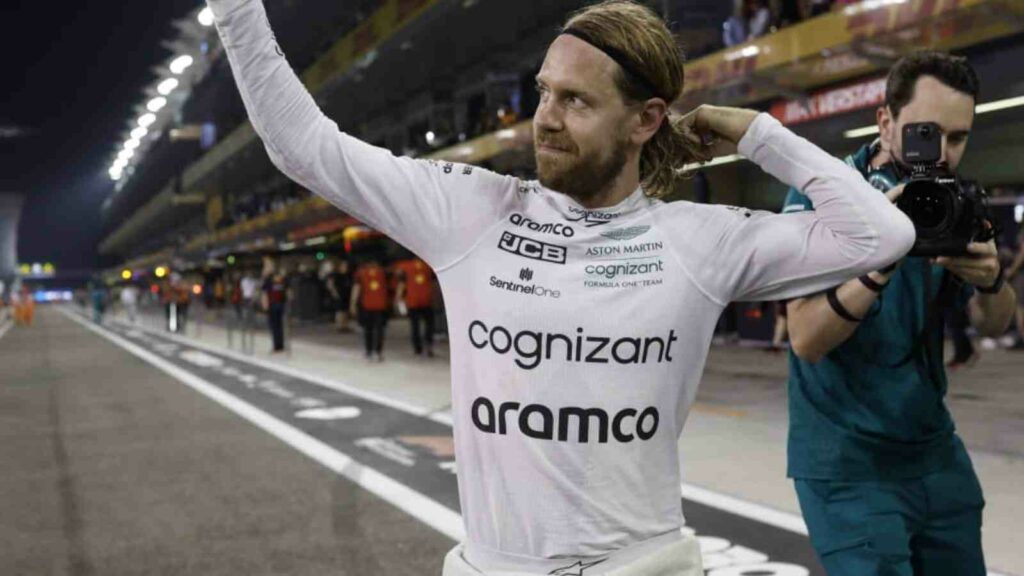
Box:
[498,232,566,265]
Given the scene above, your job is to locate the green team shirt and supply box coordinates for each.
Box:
[783,142,974,480]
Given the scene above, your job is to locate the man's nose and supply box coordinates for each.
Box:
[534,99,563,133]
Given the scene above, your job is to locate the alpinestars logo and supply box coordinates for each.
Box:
[498,232,567,264]
[565,206,618,227]
[600,225,651,241]
[548,559,608,575]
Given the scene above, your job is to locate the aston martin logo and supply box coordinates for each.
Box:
[600,225,651,241]
[548,558,607,575]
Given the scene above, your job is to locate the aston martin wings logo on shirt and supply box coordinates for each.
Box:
[600,225,651,241]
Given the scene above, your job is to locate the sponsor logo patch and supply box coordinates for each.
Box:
[564,206,619,227]
[509,213,575,238]
[498,232,567,264]
[600,225,650,241]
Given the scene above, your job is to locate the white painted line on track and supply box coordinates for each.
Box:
[59,308,465,543]
[0,319,12,341]
[680,482,808,536]
[108,314,453,426]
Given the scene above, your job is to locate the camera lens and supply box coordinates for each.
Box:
[918,124,934,138]
[899,180,955,236]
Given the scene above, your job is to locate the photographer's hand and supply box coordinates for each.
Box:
[936,239,1017,337]
[934,240,999,289]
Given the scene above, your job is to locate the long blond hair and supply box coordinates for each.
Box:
[564,0,698,198]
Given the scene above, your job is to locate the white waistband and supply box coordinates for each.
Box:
[456,530,694,575]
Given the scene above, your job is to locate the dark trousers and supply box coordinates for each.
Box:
[794,440,985,576]
[268,303,285,351]
[408,306,435,354]
[946,304,974,362]
[361,310,387,355]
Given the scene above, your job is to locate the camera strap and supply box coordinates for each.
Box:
[884,266,953,373]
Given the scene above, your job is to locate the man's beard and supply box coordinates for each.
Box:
[535,134,629,204]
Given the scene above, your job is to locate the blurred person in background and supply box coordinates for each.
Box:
[208,0,920,572]
[90,279,108,325]
[351,256,389,362]
[324,258,353,332]
[783,52,1016,575]
[240,268,261,353]
[395,256,437,357]
[120,282,140,324]
[723,0,773,47]
[13,283,35,327]
[261,260,289,353]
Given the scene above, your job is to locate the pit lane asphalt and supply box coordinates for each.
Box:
[0,307,452,576]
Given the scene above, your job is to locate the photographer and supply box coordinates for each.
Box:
[783,52,1017,574]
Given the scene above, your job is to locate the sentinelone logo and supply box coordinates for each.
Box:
[468,320,678,370]
[489,271,562,299]
[471,397,659,444]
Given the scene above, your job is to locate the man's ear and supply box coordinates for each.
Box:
[633,98,668,146]
[877,106,895,152]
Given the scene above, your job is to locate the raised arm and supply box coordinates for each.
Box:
[667,110,915,305]
[206,0,516,268]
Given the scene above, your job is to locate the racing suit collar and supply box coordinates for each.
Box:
[543,184,651,222]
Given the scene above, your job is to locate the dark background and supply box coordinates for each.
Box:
[1,0,200,274]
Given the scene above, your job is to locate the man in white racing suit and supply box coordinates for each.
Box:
[206,0,916,573]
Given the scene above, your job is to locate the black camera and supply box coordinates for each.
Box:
[895,122,995,257]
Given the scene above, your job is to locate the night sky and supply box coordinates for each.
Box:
[1,0,200,276]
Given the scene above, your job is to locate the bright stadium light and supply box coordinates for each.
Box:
[147,97,167,112]
[109,167,123,181]
[138,113,157,128]
[170,54,194,75]
[975,94,1024,114]
[844,125,881,139]
[130,127,148,140]
[116,152,132,164]
[124,138,141,151]
[198,7,215,27]
[157,78,179,96]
